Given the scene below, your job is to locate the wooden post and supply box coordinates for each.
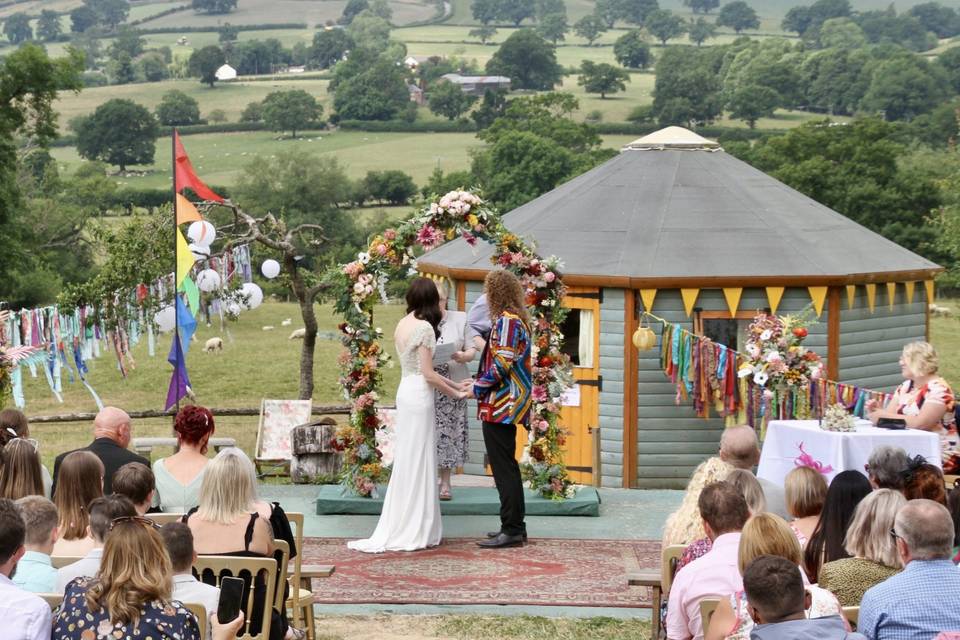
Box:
[623,290,639,489]
[827,286,841,381]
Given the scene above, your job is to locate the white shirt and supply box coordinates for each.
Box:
[56,547,102,593]
[0,573,51,640]
[172,572,220,627]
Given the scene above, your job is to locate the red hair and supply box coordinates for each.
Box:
[174,405,215,451]
[904,463,946,505]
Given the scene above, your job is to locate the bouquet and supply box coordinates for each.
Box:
[821,403,857,432]
[738,308,823,390]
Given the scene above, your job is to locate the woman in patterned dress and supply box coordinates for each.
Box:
[433,281,475,501]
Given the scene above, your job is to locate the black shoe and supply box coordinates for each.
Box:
[486,530,528,541]
[477,532,525,548]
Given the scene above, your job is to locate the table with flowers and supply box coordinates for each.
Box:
[757,419,941,486]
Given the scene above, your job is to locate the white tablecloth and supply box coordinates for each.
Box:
[757,420,941,486]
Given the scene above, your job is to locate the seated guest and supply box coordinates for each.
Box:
[803,469,873,583]
[742,555,867,640]
[52,450,103,556]
[12,496,58,593]
[161,522,219,635]
[948,484,960,562]
[902,456,947,504]
[719,424,788,519]
[154,405,216,513]
[112,462,155,515]
[0,498,51,640]
[0,438,44,501]
[819,489,905,606]
[56,495,136,592]
[52,406,149,495]
[784,466,827,548]
[54,515,201,640]
[705,513,846,640]
[859,499,960,639]
[666,481,749,640]
[0,409,52,498]
[865,445,909,491]
[663,457,734,549]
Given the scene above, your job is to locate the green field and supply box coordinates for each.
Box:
[136,0,436,28]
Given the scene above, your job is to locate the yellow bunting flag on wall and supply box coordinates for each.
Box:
[639,289,657,313]
[886,282,897,310]
[765,287,785,315]
[905,281,916,304]
[846,285,856,310]
[808,286,828,317]
[925,280,935,304]
[680,288,699,317]
[865,283,877,312]
[723,288,742,318]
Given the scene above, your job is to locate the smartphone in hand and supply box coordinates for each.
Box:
[216,576,245,629]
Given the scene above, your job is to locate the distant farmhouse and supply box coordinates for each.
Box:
[440,73,511,96]
[408,83,425,105]
[404,55,434,70]
[215,64,237,81]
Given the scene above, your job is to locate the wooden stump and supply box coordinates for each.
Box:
[290,417,342,484]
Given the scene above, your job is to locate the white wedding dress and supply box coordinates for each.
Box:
[347,320,443,553]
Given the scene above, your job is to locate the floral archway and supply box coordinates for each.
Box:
[326,190,576,500]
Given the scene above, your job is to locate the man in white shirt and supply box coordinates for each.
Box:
[0,498,51,640]
[56,494,136,592]
[161,521,219,635]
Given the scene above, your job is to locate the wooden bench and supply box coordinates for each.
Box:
[132,437,237,459]
[628,544,685,640]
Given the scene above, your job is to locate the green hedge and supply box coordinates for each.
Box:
[50,121,330,148]
[338,119,477,132]
[105,184,234,210]
[131,22,307,35]
[128,4,190,26]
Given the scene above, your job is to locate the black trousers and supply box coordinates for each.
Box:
[482,420,526,536]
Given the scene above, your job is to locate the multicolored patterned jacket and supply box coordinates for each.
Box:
[474,311,532,426]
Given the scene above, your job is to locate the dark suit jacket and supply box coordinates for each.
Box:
[51,438,150,497]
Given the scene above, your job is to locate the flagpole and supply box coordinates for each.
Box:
[172,129,180,416]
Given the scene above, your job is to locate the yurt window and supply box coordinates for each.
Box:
[559,310,595,367]
[695,310,755,350]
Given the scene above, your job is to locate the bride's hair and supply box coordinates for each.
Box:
[406,277,442,338]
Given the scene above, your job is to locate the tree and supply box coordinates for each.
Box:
[333,58,410,120]
[471,88,508,129]
[469,25,498,44]
[645,9,685,44]
[341,0,369,24]
[783,0,850,39]
[578,60,630,98]
[907,2,960,39]
[219,23,239,42]
[472,0,499,24]
[727,84,780,127]
[136,51,169,82]
[156,90,201,125]
[240,101,264,122]
[486,29,562,90]
[70,6,97,33]
[4,14,32,44]
[781,6,811,35]
[192,0,238,14]
[84,0,129,30]
[498,0,536,26]
[593,0,623,27]
[76,99,158,171]
[716,1,759,33]
[622,0,659,25]
[684,0,719,14]
[687,17,716,45]
[188,45,225,87]
[614,30,652,69]
[478,92,601,153]
[818,17,866,48]
[428,80,476,120]
[536,12,568,43]
[363,170,417,204]
[346,12,391,52]
[106,51,136,84]
[473,131,576,210]
[368,0,392,19]
[207,108,226,122]
[262,89,322,137]
[861,55,948,121]
[108,27,145,60]
[652,46,723,125]
[573,14,606,45]
[310,29,354,68]
[37,10,62,42]
[936,46,960,95]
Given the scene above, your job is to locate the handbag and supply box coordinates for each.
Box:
[877,418,906,430]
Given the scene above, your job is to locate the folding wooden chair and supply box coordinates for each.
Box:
[284,513,334,640]
[50,556,83,569]
[627,544,685,640]
[843,605,859,630]
[39,593,62,610]
[700,598,720,632]
[255,399,312,477]
[184,602,207,639]
[145,513,186,526]
[193,555,277,640]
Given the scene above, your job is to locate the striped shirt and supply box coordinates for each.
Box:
[474,312,532,426]
[858,559,960,640]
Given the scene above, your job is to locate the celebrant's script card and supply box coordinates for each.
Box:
[432,341,459,367]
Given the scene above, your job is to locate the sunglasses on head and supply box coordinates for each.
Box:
[109,515,161,532]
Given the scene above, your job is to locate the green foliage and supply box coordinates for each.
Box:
[684,0,720,14]
[232,38,289,75]
[4,14,33,44]
[716,1,759,33]
[652,46,723,126]
[341,0,369,24]
[362,170,417,204]
[818,17,866,49]
[936,47,960,95]
[107,52,136,85]
[469,25,498,44]
[84,0,130,31]
[471,0,498,24]
[536,12,568,44]
[346,13,392,53]
[577,60,630,99]
[207,108,227,123]
[907,2,960,39]
[333,58,410,121]
[262,89,323,137]
[573,14,606,46]
[645,9,686,44]
[240,101,264,122]
[861,55,948,121]
[594,0,657,26]
[479,93,599,153]
[219,23,240,42]
[486,29,562,90]
[854,10,936,52]
[109,27,145,61]
[156,90,201,126]
[136,51,170,82]
[727,84,780,127]
[192,0,238,14]
[188,45,226,87]
[70,6,97,33]
[499,0,536,26]
[471,88,508,129]
[781,0,850,40]
[75,99,159,171]
[310,29,354,69]
[428,81,476,120]
[614,30,652,69]
[688,17,717,45]
[420,167,476,198]
[799,46,872,114]
[37,10,62,42]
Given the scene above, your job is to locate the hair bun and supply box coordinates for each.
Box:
[174,405,215,445]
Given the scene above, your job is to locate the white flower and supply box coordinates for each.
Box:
[737,364,754,378]
[746,343,760,359]
[358,252,371,264]
[753,371,769,386]
[429,203,439,215]
[760,329,772,341]
[353,283,365,294]
[766,351,782,363]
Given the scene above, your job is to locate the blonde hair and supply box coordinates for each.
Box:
[662,456,735,547]
[738,513,803,575]
[196,448,257,525]
[0,439,43,501]
[785,466,827,518]
[726,469,767,515]
[54,450,104,540]
[484,269,531,329]
[844,488,905,569]
[901,341,939,377]
[86,520,172,626]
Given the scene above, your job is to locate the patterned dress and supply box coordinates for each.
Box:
[818,557,900,607]
[890,377,958,472]
[435,313,469,469]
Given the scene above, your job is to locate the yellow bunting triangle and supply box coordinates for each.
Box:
[639,289,657,313]
[905,281,916,304]
[765,287,785,315]
[722,288,743,318]
[175,193,202,226]
[680,288,699,317]
[175,228,196,287]
[865,283,877,312]
[886,282,897,310]
[846,285,856,310]
[808,286,828,317]
[924,280,935,304]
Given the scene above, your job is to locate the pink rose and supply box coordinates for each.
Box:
[544,272,556,283]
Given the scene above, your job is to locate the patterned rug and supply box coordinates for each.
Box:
[301,537,658,608]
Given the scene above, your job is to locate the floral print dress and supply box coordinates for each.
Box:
[54,577,201,640]
[435,314,469,469]
[892,377,958,472]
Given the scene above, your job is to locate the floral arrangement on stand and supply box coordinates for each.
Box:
[738,308,824,426]
[325,190,575,500]
[821,402,857,432]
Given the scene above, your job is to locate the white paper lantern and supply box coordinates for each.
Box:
[261,259,281,279]
[196,269,221,293]
[187,220,216,247]
[225,300,242,318]
[240,282,264,310]
[154,306,176,333]
[188,243,210,261]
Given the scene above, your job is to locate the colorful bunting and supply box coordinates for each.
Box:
[808,286,828,317]
[175,228,195,287]
[723,287,742,318]
[905,281,916,304]
[886,282,897,310]
[865,283,877,312]
[845,285,856,310]
[174,131,224,202]
[765,287,785,315]
[924,280,935,304]
[639,289,657,313]
[680,288,699,317]
[175,193,202,225]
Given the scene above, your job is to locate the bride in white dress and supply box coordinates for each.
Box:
[348,278,469,553]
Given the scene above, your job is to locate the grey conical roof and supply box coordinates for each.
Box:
[418,128,940,284]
